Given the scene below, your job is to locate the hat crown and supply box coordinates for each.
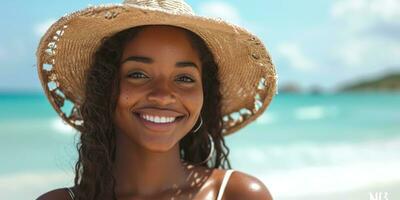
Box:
[123,0,194,15]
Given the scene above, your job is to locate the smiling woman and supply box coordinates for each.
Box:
[35,0,277,200]
[114,26,207,154]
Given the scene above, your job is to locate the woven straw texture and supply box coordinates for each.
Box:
[36,0,278,136]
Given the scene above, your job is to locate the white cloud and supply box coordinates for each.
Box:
[329,0,400,70]
[277,42,317,71]
[197,1,242,25]
[332,0,400,25]
[0,40,28,64]
[335,38,400,68]
[34,19,56,37]
[270,0,400,89]
[336,39,367,66]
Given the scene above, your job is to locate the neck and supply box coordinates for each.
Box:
[112,131,190,197]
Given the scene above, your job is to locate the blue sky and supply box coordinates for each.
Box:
[1,0,399,92]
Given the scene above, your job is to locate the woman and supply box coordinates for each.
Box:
[36,0,277,199]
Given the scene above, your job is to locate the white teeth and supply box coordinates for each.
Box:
[140,113,176,124]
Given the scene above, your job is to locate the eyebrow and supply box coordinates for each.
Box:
[120,56,199,70]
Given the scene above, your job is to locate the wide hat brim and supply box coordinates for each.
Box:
[36,3,277,136]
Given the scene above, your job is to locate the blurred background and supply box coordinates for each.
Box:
[1,0,399,199]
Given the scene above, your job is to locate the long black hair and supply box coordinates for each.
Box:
[73,25,231,200]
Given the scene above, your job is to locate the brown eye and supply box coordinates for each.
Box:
[128,71,148,79]
[177,75,195,83]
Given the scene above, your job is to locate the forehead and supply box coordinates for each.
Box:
[121,26,200,61]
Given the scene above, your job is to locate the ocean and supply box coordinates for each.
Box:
[1,92,399,199]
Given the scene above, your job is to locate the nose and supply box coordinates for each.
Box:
[147,79,176,105]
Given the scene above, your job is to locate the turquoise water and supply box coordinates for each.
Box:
[230,92,400,143]
[1,92,400,199]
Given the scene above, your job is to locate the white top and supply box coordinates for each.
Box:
[216,169,235,200]
[66,187,74,199]
[66,169,235,200]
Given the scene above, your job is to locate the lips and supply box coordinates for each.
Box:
[132,108,186,132]
[133,108,186,118]
[133,112,185,132]
[132,112,185,122]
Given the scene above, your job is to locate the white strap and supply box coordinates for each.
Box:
[216,169,234,200]
[66,187,75,200]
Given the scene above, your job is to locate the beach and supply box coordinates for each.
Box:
[1,92,400,199]
[282,182,400,200]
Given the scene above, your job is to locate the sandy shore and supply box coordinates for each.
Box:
[278,182,400,200]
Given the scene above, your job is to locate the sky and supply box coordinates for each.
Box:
[0,0,399,92]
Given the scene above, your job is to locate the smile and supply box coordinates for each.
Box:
[140,113,178,123]
[133,112,185,132]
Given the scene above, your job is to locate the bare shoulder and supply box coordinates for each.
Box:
[223,170,273,200]
[36,188,71,200]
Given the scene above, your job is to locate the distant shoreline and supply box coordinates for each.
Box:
[279,72,400,94]
[339,73,400,92]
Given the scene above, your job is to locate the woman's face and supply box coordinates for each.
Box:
[114,26,203,152]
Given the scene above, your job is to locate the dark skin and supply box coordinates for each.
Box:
[37,26,273,200]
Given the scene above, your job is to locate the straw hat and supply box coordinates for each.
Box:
[36,0,278,136]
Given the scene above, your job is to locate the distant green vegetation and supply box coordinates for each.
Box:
[340,73,400,91]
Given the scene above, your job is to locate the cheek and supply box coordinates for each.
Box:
[114,83,138,128]
[118,89,131,107]
[114,87,129,122]
[182,87,204,114]
[117,82,137,108]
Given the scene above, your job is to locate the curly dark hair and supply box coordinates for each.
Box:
[72,25,231,200]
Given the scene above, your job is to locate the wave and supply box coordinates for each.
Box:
[0,117,78,135]
[260,162,400,198]
[0,170,73,199]
[51,117,76,135]
[255,113,275,124]
[294,105,338,121]
[252,105,339,125]
[230,136,400,198]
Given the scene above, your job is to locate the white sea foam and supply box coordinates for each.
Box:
[294,105,338,120]
[230,137,400,198]
[51,117,76,135]
[1,138,399,199]
[0,118,48,131]
[0,170,73,199]
[0,117,77,135]
[255,113,275,124]
[260,162,400,199]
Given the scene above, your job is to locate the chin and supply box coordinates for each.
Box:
[139,133,179,153]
